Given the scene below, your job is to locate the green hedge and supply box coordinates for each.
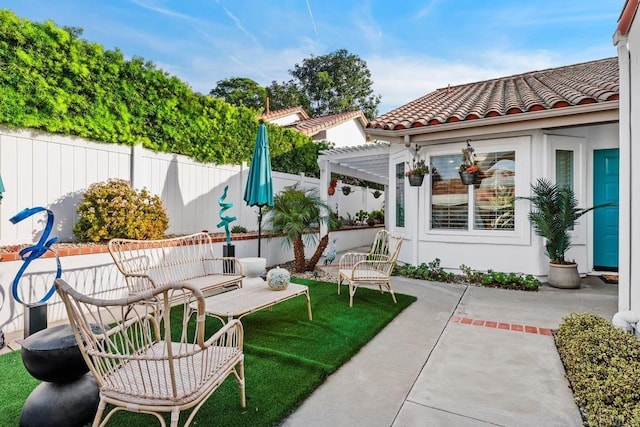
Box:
[0,10,323,175]
[555,313,640,426]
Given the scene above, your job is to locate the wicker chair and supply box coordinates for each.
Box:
[54,278,245,427]
[337,230,403,307]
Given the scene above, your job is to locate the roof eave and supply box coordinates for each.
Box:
[618,0,639,36]
[365,102,619,139]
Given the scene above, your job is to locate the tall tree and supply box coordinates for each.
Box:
[266,79,310,113]
[209,77,267,110]
[289,49,381,119]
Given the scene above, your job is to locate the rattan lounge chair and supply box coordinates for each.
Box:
[337,229,403,307]
[54,278,246,427]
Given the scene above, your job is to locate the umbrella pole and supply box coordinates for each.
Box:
[258,206,262,258]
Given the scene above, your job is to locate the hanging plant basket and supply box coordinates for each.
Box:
[342,186,352,196]
[372,190,382,199]
[459,170,478,185]
[408,174,425,187]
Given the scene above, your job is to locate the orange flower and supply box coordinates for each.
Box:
[466,165,479,173]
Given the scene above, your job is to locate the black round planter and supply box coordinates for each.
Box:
[408,174,425,186]
[459,170,478,185]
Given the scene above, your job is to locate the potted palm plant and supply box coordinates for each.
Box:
[263,184,336,273]
[521,178,611,288]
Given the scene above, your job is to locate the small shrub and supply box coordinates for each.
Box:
[393,258,456,282]
[556,313,640,426]
[339,213,357,227]
[231,225,247,233]
[355,210,369,223]
[369,209,385,224]
[460,265,540,291]
[73,179,169,242]
[394,260,539,291]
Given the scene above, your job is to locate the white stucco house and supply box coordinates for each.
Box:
[260,107,368,148]
[319,58,619,280]
[615,0,640,312]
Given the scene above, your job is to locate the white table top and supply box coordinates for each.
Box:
[197,282,311,321]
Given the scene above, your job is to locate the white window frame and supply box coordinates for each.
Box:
[422,135,531,245]
[390,151,409,233]
[547,134,587,246]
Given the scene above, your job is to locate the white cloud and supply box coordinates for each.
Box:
[352,2,383,48]
[221,6,262,49]
[128,0,203,24]
[414,0,442,20]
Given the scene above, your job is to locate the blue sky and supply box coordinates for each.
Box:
[0,0,625,114]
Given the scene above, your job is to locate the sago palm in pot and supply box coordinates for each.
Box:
[521,178,611,288]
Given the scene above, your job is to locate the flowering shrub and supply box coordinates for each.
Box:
[73,179,169,242]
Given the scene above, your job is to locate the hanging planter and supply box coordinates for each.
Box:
[408,174,425,186]
[405,157,429,187]
[458,141,479,185]
[372,190,382,199]
[459,169,479,185]
[328,179,338,196]
[342,186,352,196]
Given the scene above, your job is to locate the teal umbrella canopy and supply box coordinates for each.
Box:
[243,123,274,208]
[243,123,274,257]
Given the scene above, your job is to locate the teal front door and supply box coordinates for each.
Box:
[593,148,619,271]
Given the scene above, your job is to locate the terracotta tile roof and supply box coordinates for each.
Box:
[259,106,310,121]
[286,110,368,136]
[368,57,619,131]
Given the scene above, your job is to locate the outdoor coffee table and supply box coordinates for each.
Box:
[196,282,313,324]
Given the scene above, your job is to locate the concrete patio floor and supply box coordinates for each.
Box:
[283,273,618,427]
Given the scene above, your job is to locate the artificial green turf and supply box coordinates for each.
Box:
[0,278,416,426]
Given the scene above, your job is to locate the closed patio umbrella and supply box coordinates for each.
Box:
[243,122,274,257]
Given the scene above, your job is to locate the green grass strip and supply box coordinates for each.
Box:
[0,278,416,426]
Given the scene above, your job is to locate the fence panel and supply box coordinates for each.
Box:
[0,128,383,245]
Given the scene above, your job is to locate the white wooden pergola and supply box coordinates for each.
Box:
[317,143,390,236]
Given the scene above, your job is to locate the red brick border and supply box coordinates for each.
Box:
[450,316,553,336]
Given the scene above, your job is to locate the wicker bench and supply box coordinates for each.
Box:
[108,232,243,300]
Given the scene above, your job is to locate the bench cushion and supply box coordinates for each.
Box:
[181,275,243,296]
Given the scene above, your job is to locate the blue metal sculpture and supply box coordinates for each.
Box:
[216,185,237,245]
[9,207,61,305]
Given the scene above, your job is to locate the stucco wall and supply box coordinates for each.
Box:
[617,23,640,311]
[324,119,366,147]
[387,125,618,278]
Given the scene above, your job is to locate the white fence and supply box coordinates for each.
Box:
[0,127,383,246]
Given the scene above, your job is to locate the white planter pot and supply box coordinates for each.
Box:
[547,263,581,289]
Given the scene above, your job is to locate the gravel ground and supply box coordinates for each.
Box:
[270,260,338,283]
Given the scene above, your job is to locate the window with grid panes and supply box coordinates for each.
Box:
[556,150,574,190]
[431,151,516,230]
